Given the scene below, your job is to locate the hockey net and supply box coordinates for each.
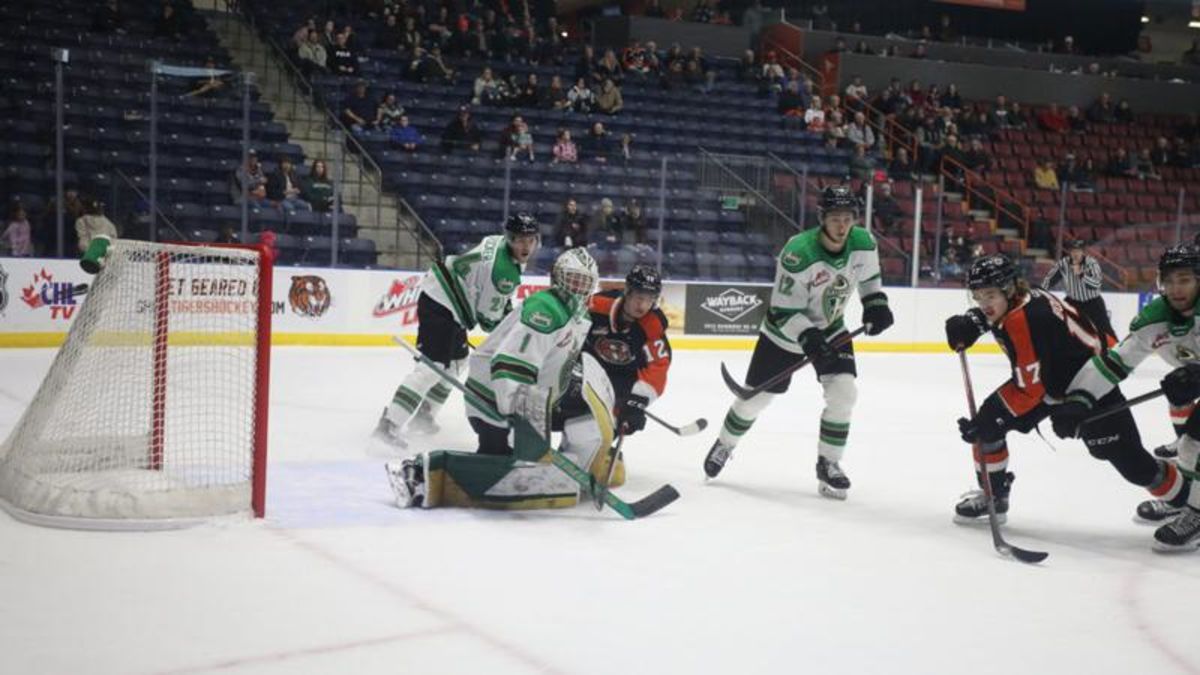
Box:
[0,240,272,529]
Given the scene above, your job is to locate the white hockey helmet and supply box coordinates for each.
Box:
[551,247,598,309]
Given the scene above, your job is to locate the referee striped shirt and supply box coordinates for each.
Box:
[1042,256,1103,301]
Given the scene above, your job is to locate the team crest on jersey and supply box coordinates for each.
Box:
[821,274,852,321]
[1153,332,1172,349]
[781,250,801,268]
[1176,345,1199,362]
[808,269,831,291]
[593,337,635,365]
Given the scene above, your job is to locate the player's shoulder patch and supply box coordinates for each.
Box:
[490,240,521,295]
[1130,296,1173,332]
[779,230,821,273]
[845,226,878,253]
[521,290,570,333]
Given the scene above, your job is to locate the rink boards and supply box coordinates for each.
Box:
[0,256,1151,352]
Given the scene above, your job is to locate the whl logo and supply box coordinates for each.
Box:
[700,288,762,323]
[21,268,80,320]
[373,275,422,325]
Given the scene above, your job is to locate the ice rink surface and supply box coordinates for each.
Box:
[2,346,1199,675]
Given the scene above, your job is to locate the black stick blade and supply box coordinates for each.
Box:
[1001,544,1049,564]
[720,362,752,400]
[627,485,680,518]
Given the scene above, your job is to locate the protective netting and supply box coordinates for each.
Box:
[0,240,267,528]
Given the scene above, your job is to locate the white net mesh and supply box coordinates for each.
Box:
[0,240,267,528]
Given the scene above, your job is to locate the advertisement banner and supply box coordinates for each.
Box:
[934,0,1026,10]
[0,258,90,330]
[683,283,771,336]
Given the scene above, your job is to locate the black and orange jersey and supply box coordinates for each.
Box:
[988,288,1113,417]
[584,289,672,403]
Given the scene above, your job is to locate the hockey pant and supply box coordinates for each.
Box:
[718,332,857,461]
[971,390,1187,503]
[424,354,622,510]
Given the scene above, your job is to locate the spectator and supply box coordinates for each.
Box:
[889,146,916,180]
[518,73,543,107]
[595,79,623,115]
[293,17,316,50]
[545,75,570,110]
[849,144,875,180]
[1136,147,1161,180]
[328,31,358,76]
[844,75,868,110]
[234,151,271,208]
[597,49,624,83]
[420,47,455,83]
[576,45,600,83]
[75,200,118,252]
[1033,159,1059,190]
[154,3,182,40]
[502,116,535,162]
[472,67,500,105]
[962,138,991,174]
[778,80,807,124]
[1086,92,1115,124]
[1107,147,1139,178]
[871,182,903,233]
[1058,35,1078,54]
[960,107,995,140]
[303,159,334,212]
[736,49,759,82]
[593,198,622,244]
[990,95,1010,127]
[620,199,648,244]
[581,122,611,162]
[1075,157,1098,191]
[441,107,482,153]
[267,156,311,211]
[1065,105,1087,134]
[846,111,876,148]
[374,13,403,50]
[804,95,826,133]
[298,29,327,75]
[568,78,595,113]
[400,17,421,53]
[186,57,226,98]
[3,205,33,256]
[660,59,687,91]
[320,20,336,50]
[389,116,424,152]
[1115,99,1134,124]
[341,81,375,133]
[619,133,634,163]
[825,110,848,147]
[1037,103,1069,134]
[941,83,963,111]
[1008,101,1029,130]
[1151,137,1172,168]
[557,198,588,247]
[215,224,238,244]
[760,51,785,88]
[374,93,404,129]
[937,14,956,42]
[552,128,578,164]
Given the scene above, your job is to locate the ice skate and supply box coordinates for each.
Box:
[1153,507,1200,552]
[385,456,426,508]
[953,472,1013,525]
[704,439,734,479]
[1154,437,1180,459]
[372,407,408,449]
[1135,498,1183,524]
[816,456,850,500]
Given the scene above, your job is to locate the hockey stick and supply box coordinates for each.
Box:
[958,350,1049,564]
[592,434,625,511]
[395,337,679,519]
[627,400,707,437]
[719,326,867,400]
[1080,388,1164,426]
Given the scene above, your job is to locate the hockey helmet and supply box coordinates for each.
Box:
[624,264,662,297]
[967,254,1019,294]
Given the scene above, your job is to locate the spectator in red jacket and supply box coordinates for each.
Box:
[1037,103,1069,134]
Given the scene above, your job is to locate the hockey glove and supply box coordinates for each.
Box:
[958,395,1011,444]
[619,394,649,435]
[1162,363,1200,407]
[861,293,893,336]
[800,329,840,372]
[1049,394,1094,439]
[507,385,552,441]
[945,308,988,352]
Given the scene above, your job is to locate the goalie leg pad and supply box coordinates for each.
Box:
[422,450,580,510]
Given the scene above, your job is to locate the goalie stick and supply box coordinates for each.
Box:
[394,336,680,519]
[958,350,1048,564]
[719,327,867,400]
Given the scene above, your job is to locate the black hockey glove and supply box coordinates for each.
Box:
[1049,394,1094,439]
[861,292,893,336]
[619,394,649,435]
[800,328,839,372]
[1162,363,1200,407]
[958,396,1011,444]
[945,308,989,352]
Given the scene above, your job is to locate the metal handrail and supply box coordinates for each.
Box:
[698,148,800,229]
[940,155,1030,241]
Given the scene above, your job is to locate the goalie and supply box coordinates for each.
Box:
[386,248,622,510]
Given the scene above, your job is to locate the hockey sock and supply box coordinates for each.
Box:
[419,358,466,420]
[1170,402,1195,438]
[718,392,776,448]
[1148,459,1186,503]
[817,374,857,462]
[386,362,444,427]
[1179,435,1200,509]
[975,439,1010,493]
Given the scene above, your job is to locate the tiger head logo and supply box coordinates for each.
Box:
[289,275,331,318]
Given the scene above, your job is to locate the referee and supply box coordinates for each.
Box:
[1042,239,1117,341]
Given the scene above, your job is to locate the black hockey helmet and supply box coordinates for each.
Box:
[818,184,860,219]
[1158,244,1200,277]
[625,263,662,297]
[504,212,539,238]
[1067,239,1087,250]
[967,254,1019,293]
